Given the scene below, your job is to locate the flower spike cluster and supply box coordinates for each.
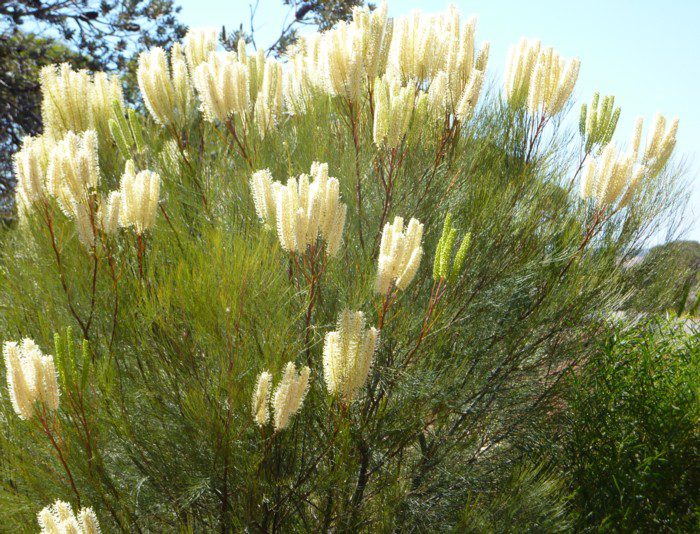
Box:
[40,64,124,141]
[505,39,580,117]
[250,162,347,256]
[253,59,285,138]
[14,130,112,247]
[193,52,250,123]
[100,191,123,235]
[388,6,489,97]
[438,8,489,118]
[351,2,393,83]
[119,161,161,235]
[373,75,416,148]
[13,135,54,211]
[252,364,310,431]
[641,113,679,177]
[307,2,392,102]
[580,143,643,209]
[272,362,311,430]
[38,500,100,534]
[580,113,679,209]
[46,130,100,209]
[45,130,101,247]
[388,10,443,83]
[3,339,59,420]
[323,310,379,401]
[183,27,219,72]
[192,43,285,137]
[376,216,424,294]
[283,53,318,115]
[137,45,195,127]
[433,213,471,283]
[504,39,541,107]
[321,21,366,102]
[579,93,621,153]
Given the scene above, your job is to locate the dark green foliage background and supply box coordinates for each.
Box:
[560,320,699,532]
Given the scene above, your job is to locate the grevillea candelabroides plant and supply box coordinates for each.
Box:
[0,2,686,531]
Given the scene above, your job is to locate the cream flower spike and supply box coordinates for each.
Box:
[283,54,316,116]
[527,47,580,116]
[40,64,123,141]
[376,216,424,295]
[641,113,679,178]
[455,69,485,122]
[350,1,393,82]
[440,9,488,107]
[388,10,441,83]
[254,59,284,138]
[250,169,278,225]
[183,27,219,72]
[137,45,195,127]
[373,75,416,149]
[38,500,101,534]
[46,130,99,214]
[323,310,379,402]
[72,200,97,249]
[581,113,679,209]
[247,47,267,101]
[427,71,449,120]
[119,161,161,235]
[13,135,54,212]
[272,362,311,430]
[100,191,123,235]
[286,2,390,102]
[252,371,273,427]
[90,71,125,140]
[250,162,347,257]
[321,21,365,102]
[40,64,92,135]
[580,143,643,209]
[38,129,98,249]
[289,34,325,94]
[504,39,541,107]
[3,339,59,420]
[193,51,250,123]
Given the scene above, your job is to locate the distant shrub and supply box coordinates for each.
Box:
[562,318,699,531]
[626,240,700,316]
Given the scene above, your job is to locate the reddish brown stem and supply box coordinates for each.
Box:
[348,100,366,251]
[37,413,82,507]
[225,118,253,168]
[136,233,145,279]
[42,203,88,338]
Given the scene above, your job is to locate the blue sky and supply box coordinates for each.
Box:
[178,0,700,242]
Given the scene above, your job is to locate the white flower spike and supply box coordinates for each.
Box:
[323,310,379,401]
[376,216,424,295]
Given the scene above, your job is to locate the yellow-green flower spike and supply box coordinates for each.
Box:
[450,232,471,283]
[581,93,621,153]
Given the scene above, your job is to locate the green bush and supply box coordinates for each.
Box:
[0,4,688,532]
[562,318,699,531]
[626,241,700,316]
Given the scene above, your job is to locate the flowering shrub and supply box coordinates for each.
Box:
[0,2,685,530]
